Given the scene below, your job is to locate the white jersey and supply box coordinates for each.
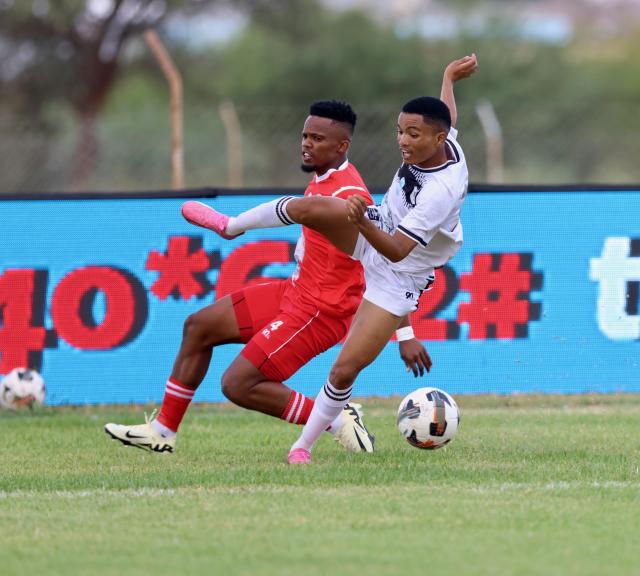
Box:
[351,128,468,316]
[376,127,467,285]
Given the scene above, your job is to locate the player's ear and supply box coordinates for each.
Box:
[338,138,350,154]
[436,131,448,145]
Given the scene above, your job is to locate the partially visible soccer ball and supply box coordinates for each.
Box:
[397,387,460,449]
[0,368,46,410]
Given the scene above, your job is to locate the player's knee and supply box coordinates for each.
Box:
[183,308,228,348]
[182,312,208,345]
[220,364,254,405]
[328,362,360,389]
[288,197,326,226]
[220,369,242,404]
[286,198,311,225]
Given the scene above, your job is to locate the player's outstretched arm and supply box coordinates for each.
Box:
[440,53,478,128]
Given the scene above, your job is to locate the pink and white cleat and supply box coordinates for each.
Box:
[181,201,243,240]
[287,448,311,465]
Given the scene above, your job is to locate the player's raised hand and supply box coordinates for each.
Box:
[399,338,432,377]
[346,194,368,225]
[445,53,478,83]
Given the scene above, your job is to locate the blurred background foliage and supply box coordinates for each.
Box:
[1,0,639,192]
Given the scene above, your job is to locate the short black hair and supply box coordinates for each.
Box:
[309,100,357,134]
[402,96,451,132]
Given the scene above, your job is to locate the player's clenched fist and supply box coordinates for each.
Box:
[444,53,478,83]
[346,194,369,225]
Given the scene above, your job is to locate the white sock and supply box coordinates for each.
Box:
[151,419,176,438]
[291,380,352,452]
[225,196,295,236]
[327,412,343,435]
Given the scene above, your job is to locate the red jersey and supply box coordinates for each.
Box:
[284,161,373,318]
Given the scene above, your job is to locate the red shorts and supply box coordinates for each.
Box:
[232,280,351,382]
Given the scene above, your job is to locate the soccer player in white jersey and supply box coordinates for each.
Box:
[188,55,478,464]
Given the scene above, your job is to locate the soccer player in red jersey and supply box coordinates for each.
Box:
[105,100,431,454]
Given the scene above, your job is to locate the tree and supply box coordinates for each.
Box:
[0,0,224,188]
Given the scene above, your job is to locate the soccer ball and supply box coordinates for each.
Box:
[0,368,46,410]
[397,387,460,449]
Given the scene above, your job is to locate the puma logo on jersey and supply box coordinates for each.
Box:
[398,164,421,208]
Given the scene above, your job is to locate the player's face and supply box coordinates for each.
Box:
[301,116,350,175]
[397,112,447,168]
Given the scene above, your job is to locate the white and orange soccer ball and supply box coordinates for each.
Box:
[397,387,460,449]
[0,368,46,410]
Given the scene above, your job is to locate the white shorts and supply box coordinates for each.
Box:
[351,212,435,317]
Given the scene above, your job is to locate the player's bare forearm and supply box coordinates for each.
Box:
[440,76,457,128]
[346,195,416,262]
[355,218,415,263]
[440,54,478,128]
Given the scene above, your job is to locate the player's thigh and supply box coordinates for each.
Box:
[241,308,349,382]
[288,196,359,255]
[230,280,288,342]
[185,295,241,346]
[333,299,403,376]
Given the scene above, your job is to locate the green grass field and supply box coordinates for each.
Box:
[1,394,639,576]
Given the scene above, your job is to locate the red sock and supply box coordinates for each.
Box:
[156,377,195,432]
[281,390,314,425]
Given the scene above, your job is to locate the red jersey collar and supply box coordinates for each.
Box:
[314,159,349,183]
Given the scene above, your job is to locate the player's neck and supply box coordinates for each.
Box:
[315,157,347,178]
